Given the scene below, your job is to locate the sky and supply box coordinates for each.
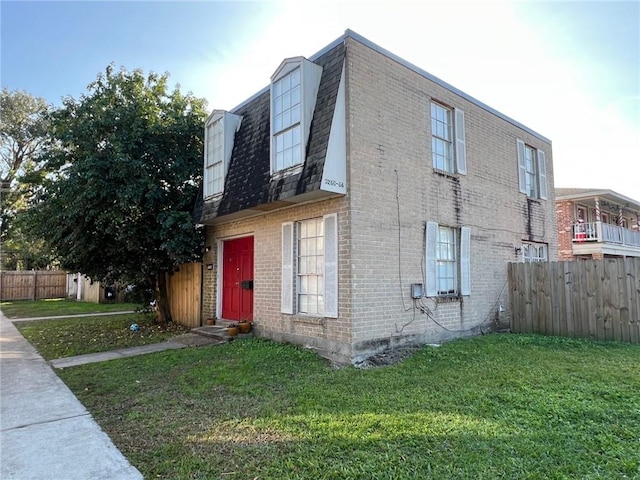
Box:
[1,0,639,200]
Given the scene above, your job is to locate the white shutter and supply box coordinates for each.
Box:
[425,221,438,297]
[517,139,527,194]
[454,108,467,175]
[537,149,547,200]
[323,213,338,318]
[460,226,471,296]
[281,222,294,314]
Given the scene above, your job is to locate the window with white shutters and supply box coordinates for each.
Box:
[425,222,471,297]
[431,102,466,175]
[281,214,338,318]
[517,139,547,200]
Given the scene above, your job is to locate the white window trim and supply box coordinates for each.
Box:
[425,222,471,297]
[517,139,547,200]
[270,57,322,176]
[203,110,242,199]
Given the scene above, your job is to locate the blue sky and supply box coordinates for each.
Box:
[1,0,638,200]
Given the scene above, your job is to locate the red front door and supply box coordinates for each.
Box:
[222,236,254,321]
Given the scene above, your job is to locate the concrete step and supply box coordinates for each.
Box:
[191,325,253,342]
[191,326,231,342]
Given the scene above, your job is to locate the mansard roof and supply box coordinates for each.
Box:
[194,41,345,224]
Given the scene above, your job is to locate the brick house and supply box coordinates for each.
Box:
[556,188,640,260]
[194,30,557,364]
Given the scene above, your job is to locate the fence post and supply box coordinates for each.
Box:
[32,270,37,300]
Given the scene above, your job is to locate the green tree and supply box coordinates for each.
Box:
[0,88,52,268]
[28,66,207,323]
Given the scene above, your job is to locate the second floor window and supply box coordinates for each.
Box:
[205,119,224,196]
[523,144,538,197]
[431,102,453,172]
[273,68,302,171]
[203,111,242,199]
[430,101,466,175]
[517,139,547,200]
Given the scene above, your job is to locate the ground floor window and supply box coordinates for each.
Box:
[436,226,457,295]
[282,214,338,317]
[522,242,547,262]
[297,217,324,315]
[425,222,471,297]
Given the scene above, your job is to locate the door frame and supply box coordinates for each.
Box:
[216,233,254,320]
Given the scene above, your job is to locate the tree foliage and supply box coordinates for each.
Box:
[0,88,52,268]
[0,87,50,188]
[28,66,207,322]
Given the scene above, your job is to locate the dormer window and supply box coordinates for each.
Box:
[205,119,223,196]
[270,57,322,175]
[204,110,242,199]
[273,68,302,171]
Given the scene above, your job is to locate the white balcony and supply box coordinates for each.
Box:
[572,221,640,257]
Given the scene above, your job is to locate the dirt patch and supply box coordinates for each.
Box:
[355,346,423,368]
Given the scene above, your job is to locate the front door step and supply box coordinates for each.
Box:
[191,325,253,342]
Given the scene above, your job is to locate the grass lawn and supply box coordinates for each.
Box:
[57,334,640,479]
[15,314,190,360]
[0,298,139,318]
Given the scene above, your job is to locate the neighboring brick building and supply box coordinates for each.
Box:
[194,30,557,364]
[556,188,640,260]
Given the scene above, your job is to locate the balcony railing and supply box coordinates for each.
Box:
[572,221,640,247]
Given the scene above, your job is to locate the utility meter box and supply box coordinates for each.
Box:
[411,283,423,299]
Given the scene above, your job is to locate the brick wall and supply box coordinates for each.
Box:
[344,37,557,360]
[556,200,575,260]
[202,36,557,364]
[202,196,354,364]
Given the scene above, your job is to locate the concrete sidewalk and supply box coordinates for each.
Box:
[0,312,143,480]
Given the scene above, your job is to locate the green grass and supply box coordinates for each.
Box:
[57,334,640,479]
[0,298,139,318]
[14,314,189,360]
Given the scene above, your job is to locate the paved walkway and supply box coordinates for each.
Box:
[50,333,221,368]
[0,311,158,480]
[9,311,136,322]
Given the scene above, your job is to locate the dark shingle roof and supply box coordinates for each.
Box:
[195,41,345,223]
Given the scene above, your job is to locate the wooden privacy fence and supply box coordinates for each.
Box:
[166,262,202,327]
[509,258,640,343]
[0,271,68,300]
